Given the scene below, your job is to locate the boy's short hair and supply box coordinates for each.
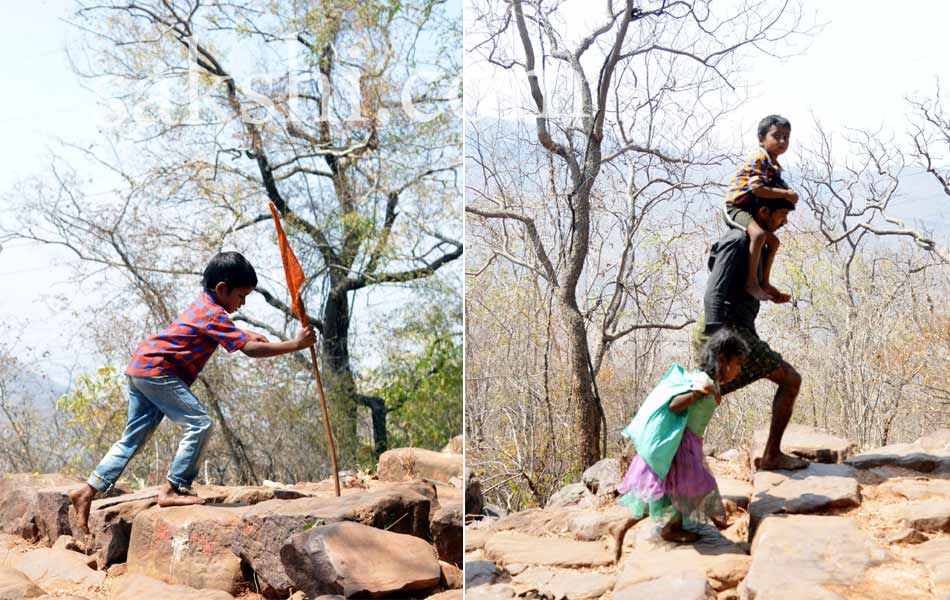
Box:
[202,252,258,292]
[757,114,791,140]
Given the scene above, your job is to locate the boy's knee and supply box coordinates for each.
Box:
[196,415,213,436]
[783,365,801,390]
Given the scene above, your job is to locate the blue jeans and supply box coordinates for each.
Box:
[88,376,213,492]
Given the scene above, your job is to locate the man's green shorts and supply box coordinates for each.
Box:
[692,315,783,395]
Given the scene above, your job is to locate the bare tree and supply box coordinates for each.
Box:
[466,0,809,469]
[3,0,462,466]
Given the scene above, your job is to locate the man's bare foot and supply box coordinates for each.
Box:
[157,482,206,507]
[69,484,97,535]
[660,522,699,543]
[755,452,809,471]
[763,284,792,304]
[745,283,772,301]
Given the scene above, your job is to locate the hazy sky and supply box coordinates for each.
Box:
[2,0,948,386]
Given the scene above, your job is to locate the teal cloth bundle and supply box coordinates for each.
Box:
[621,363,705,480]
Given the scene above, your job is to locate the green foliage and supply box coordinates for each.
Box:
[368,281,462,451]
[56,366,127,466]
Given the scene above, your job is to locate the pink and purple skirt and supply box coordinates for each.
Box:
[617,429,725,525]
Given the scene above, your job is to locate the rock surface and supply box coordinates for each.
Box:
[281,521,441,598]
[544,483,595,510]
[431,500,463,565]
[13,548,105,589]
[847,429,950,473]
[127,504,249,594]
[232,484,432,597]
[377,448,463,483]
[0,474,81,542]
[112,574,235,600]
[739,515,890,599]
[484,533,614,568]
[749,462,861,534]
[0,566,46,599]
[750,424,856,468]
[581,458,622,497]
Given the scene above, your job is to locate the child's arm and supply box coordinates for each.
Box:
[240,326,316,358]
[752,186,798,203]
[669,381,721,413]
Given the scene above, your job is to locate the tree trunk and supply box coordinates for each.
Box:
[321,287,388,466]
[559,295,601,470]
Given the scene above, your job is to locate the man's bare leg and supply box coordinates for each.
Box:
[69,484,98,534]
[157,481,206,507]
[755,361,808,471]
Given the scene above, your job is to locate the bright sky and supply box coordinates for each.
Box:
[1,0,948,386]
[0,0,462,389]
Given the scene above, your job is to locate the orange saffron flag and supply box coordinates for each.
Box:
[268,202,309,327]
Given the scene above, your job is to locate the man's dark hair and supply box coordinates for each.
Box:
[698,327,749,381]
[202,251,258,292]
[756,196,796,213]
[757,114,791,140]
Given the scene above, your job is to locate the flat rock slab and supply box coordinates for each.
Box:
[511,566,615,600]
[282,521,441,598]
[882,499,950,533]
[232,484,431,597]
[484,533,613,568]
[739,515,890,600]
[428,591,463,600]
[442,435,463,454]
[615,523,750,594]
[492,506,631,541]
[847,430,950,473]
[12,548,104,590]
[128,504,249,594]
[907,537,950,599]
[0,566,45,599]
[112,574,234,600]
[377,448,463,483]
[877,478,950,501]
[749,463,861,535]
[465,583,517,600]
[614,572,713,600]
[751,425,856,469]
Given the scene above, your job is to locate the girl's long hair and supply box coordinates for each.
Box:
[698,327,749,381]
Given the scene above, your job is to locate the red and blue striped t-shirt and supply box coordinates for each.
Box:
[125,292,249,385]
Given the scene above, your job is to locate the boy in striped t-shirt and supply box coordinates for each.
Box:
[723,115,799,303]
[69,252,315,533]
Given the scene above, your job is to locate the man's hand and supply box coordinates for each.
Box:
[786,189,799,204]
[295,325,316,350]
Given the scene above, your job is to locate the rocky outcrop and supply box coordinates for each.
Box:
[750,424,856,468]
[281,521,442,598]
[466,427,950,600]
[0,442,462,600]
[0,474,82,542]
[232,485,432,597]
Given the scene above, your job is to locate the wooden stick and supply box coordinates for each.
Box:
[309,345,341,496]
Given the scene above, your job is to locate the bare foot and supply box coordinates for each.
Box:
[157,482,206,508]
[660,523,699,543]
[608,518,638,562]
[69,484,97,535]
[763,284,792,304]
[755,452,809,471]
[745,283,772,301]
